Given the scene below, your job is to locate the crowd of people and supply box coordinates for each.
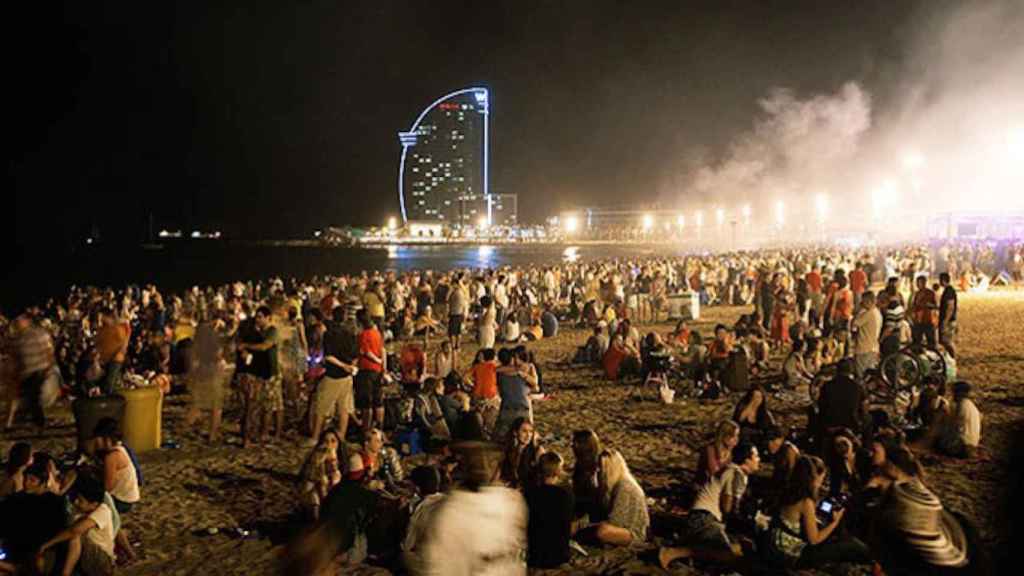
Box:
[0,238,1009,575]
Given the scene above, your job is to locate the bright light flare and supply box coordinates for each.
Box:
[695,210,704,228]
[774,201,785,226]
[814,193,829,223]
[642,214,654,231]
[676,214,685,228]
[715,208,725,227]
[1008,128,1024,161]
[564,216,579,233]
[902,151,926,171]
[477,216,489,229]
[387,217,398,231]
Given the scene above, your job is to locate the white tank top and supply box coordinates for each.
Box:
[110,445,141,504]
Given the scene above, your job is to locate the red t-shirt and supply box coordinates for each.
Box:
[849,269,867,294]
[400,345,426,382]
[471,361,498,399]
[806,271,823,294]
[603,344,627,380]
[832,288,854,321]
[358,328,384,372]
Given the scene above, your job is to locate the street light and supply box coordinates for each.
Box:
[477,216,489,229]
[565,215,579,233]
[642,214,654,231]
[387,216,398,231]
[715,208,725,229]
[775,200,785,227]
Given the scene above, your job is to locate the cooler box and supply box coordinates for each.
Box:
[666,292,700,321]
[73,395,126,450]
[122,386,164,453]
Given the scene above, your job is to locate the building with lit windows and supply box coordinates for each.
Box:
[398,87,489,225]
[456,193,517,227]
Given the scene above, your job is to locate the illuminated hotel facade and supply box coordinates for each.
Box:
[398,87,490,225]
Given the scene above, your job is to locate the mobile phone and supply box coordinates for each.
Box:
[818,500,833,514]
[0,545,7,561]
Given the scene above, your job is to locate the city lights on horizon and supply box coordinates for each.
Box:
[564,215,580,233]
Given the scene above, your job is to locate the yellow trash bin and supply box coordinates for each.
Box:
[121,386,164,453]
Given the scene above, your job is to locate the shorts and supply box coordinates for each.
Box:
[113,497,134,515]
[262,375,285,412]
[448,315,464,337]
[238,373,267,412]
[940,320,958,342]
[314,375,353,419]
[854,352,879,378]
[79,537,115,576]
[679,510,732,551]
[354,370,384,410]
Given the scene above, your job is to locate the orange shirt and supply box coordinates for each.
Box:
[471,361,498,399]
[911,288,939,326]
[97,322,130,364]
[849,269,868,294]
[357,328,384,372]
[832,288,854,321]
[806,271,823,294]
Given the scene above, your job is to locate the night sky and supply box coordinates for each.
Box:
[11,0,936,249]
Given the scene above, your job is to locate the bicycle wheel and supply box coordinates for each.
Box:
[881,350,921,392]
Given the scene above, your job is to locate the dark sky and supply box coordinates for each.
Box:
[10,0,930,248]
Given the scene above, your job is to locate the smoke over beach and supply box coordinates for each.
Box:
[673,0,1024,239]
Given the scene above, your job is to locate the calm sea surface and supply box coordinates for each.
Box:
[11,243,678,310]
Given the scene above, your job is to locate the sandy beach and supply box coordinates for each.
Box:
[4,290,1020,575]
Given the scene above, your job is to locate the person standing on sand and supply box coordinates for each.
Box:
[354,309,386,433]
[447,273,469,370]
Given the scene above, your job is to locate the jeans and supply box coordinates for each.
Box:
[797,535,872,569]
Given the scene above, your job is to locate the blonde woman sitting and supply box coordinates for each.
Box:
[588,449,649,546]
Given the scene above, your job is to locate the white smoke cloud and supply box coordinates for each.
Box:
[675,0,1024,242]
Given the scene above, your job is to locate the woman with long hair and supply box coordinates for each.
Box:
[572,429,604,522]
[297,429,342,520]
[764,455,872,569]
[500,417,544,490]
[591,449,649,546]
[184,322,232,443]
[696,420,740,485]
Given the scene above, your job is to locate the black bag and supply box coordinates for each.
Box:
[721,350,750,392]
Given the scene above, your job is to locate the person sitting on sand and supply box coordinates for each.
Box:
[401,465,446,575]
[732,382,775,441]
[413,305,440,346]
[602,335,640,382]
[432,340,453,381]
[297,429,342,520]
[783,339,815,390]
[354,428,404,492]
[92,417,139,560]
[411,377,450,446]
[501,311,521,344]
[764,425,800,509]
[658,442,761,569]
[0,461,69,574]
[868,444,978,574]
[0,442,32,498]
[762,455,873,570]
[572,429,605,524]
[526,451,575,569]
[696,420,740,486]
[936,381,982,459]
[284,453,382,573]
[583,449,649,546]
[500,417,544,490]
[38,473,117,576]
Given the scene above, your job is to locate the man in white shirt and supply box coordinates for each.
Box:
[658,443,761,569]
[38,474,116,576]
[851,291,883,378]
[939,381,982,458]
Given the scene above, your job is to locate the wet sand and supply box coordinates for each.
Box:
[4,290,1020,575]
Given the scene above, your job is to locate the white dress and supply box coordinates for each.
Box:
[478,305,497,349]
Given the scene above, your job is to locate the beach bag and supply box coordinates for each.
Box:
[659,381,675,405]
